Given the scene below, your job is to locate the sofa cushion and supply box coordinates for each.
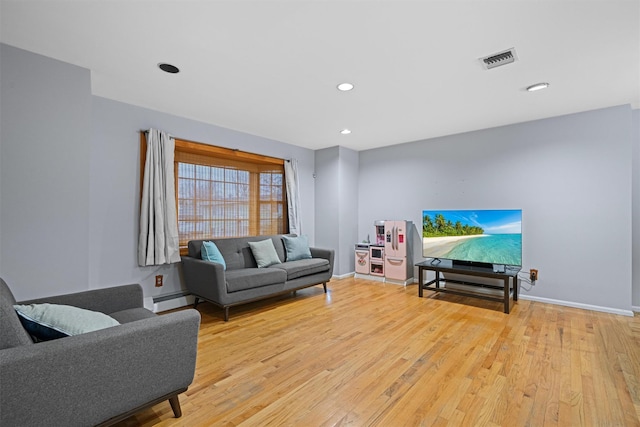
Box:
[201,241,226,270]
[271,258,330,280]
[109,307,158,324]
[13,303,120,342]
[208,237,254,270]
[225,268,287,293]
[248,239,282,268]
[282,235,312,261]
[0,278,34,349]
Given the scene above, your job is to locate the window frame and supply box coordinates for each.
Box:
[140,133,288,255]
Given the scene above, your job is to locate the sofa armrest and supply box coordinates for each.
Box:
[310,247,335,275]
[0,309,201,427]
[17,283,144,314]
[181,257,227,302]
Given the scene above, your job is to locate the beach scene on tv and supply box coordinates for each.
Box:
[422,209,522,266]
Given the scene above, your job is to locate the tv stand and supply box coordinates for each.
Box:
[452,259,492,269]
[416,260,521,314]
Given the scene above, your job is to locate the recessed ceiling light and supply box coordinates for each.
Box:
[340,129,352,135]
[337,82,354,91]
[526,82,549,92]
[158,63,180,74]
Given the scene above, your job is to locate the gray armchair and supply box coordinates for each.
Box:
[0,278,201,426]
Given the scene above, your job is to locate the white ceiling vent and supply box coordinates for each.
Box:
[480,48,518,70]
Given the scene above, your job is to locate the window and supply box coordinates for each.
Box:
[174,140,287,252]
[140,134,287,255]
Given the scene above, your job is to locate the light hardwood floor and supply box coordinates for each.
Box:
[116,277,640,426]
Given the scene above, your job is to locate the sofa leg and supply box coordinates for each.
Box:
[169,395,182,418]
[323,283,327,293]
[224,307,230,322]
[193,297,200,309]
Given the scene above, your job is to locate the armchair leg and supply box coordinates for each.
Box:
[323,283,327,293]
[169,395,182,418]
[193,297,200,309]
[224,306,230,322]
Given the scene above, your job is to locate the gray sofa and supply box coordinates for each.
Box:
[0,278,201,427]
[181,234,334,321]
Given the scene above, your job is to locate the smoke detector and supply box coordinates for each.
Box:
[480,48,518,70]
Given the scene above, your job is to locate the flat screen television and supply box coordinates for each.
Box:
[422,209,522,267]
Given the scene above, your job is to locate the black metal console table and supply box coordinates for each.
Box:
[416,260,521,314]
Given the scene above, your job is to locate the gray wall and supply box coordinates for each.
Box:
[90,96,317,298]
[2,43,638,312]
[633,109,640,308]
[1,44,92,299]
[337,146,359,276]
[314,146,359,276]
[358,105,634,313]
[315,147,340,269]
[1,44,317,300]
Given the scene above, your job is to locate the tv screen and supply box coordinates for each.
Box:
[422,209,522,266]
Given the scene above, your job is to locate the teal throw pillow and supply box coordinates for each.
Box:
[14,303,120,342]
[201,241,226,270]
[282,235,312,261]
[248,239,282,268]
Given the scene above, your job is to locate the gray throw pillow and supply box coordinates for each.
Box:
[248,239,282,268]
[282,235,312,261]
[14,303,120,342]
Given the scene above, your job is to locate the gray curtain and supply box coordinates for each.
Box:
[138,128,181,266]
[284,158,301,235]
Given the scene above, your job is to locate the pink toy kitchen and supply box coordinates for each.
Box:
[354,220,413,285]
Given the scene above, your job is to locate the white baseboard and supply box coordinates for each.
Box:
[354,272,385,282]
[631,305,640,314]
[353,272,413,285]
[153,294,196,313]
[384,277,414,286]
[333,272,355,280]
[148,280,638,317]
[519,294,634,317]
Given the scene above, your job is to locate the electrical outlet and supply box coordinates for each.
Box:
[530,269,538,282]
[155,275,163,287]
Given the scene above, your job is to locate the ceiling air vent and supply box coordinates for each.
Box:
[480,48,518,70]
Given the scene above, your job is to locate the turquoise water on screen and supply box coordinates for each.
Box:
[444,234,521,265]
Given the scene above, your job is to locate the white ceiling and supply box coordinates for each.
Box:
[1,0,638,151]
